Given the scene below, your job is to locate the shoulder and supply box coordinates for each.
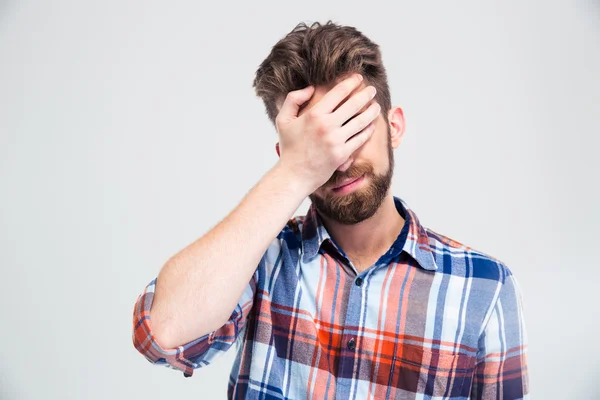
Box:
[255,216,303,265]
[423,227,513,284]
[274,215,303,248]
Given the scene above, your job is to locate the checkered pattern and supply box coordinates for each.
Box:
[133,196,529,399]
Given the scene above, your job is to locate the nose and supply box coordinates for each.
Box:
[337,157,353,172]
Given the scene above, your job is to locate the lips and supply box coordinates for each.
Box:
[333,175,362,189]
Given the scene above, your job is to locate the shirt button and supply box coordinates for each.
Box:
[347,338,356,350]
[355,277,363,287]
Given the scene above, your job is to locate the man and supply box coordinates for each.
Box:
[132,20,529,399]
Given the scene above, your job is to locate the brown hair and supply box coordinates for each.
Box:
[252,20,391,129]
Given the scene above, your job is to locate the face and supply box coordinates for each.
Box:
[298,81,397,225]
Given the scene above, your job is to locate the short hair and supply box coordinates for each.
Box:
[252,20,391,128]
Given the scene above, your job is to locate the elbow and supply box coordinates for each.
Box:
[148,307,179,350]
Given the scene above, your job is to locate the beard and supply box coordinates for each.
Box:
[308,131,395,225]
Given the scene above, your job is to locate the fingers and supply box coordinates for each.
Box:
[277,85,315,121]
[332,85,378,128]
[342,120,377,158]
[308,74,364,115]
[338,101,381,142]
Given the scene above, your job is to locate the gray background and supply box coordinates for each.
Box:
[1,1,598,399]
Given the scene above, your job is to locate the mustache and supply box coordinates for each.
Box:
[328,167,372,187]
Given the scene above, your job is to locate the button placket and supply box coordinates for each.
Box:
[347,337,356,350]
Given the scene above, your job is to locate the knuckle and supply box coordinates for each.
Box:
[338,83,354,97]
[361,112,375,127]
[361,107,375,121]
[314,119,330,135]
[286,91,299,101]
[306,108,320,120]
[323,134,337,148]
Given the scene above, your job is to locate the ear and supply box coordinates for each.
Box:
[275,142,280,157]
[388,106,405,149]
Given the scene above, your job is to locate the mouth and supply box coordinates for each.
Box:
[334,176,361,189]
[332,174,365,191]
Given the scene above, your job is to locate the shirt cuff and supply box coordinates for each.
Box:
[132,279,211,378]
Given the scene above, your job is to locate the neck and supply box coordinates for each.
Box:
[319,194,405,259]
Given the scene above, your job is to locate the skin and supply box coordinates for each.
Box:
[147,75,408,349]
[276,78,408,270]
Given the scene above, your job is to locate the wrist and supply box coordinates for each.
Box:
[272,161,315,198]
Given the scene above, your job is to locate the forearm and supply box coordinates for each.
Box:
[149,162,310,349]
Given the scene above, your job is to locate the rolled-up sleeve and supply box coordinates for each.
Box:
[132,271,257,377]
[471,270,530,399]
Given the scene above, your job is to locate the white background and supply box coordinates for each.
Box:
[1,1,598,399]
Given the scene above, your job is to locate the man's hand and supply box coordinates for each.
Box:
[275,73,381,194]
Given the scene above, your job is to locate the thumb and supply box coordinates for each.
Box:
[278,85,315,120]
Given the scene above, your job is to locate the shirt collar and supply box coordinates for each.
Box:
[300,195,438,271]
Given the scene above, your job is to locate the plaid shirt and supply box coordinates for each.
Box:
[132,196,529,399]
